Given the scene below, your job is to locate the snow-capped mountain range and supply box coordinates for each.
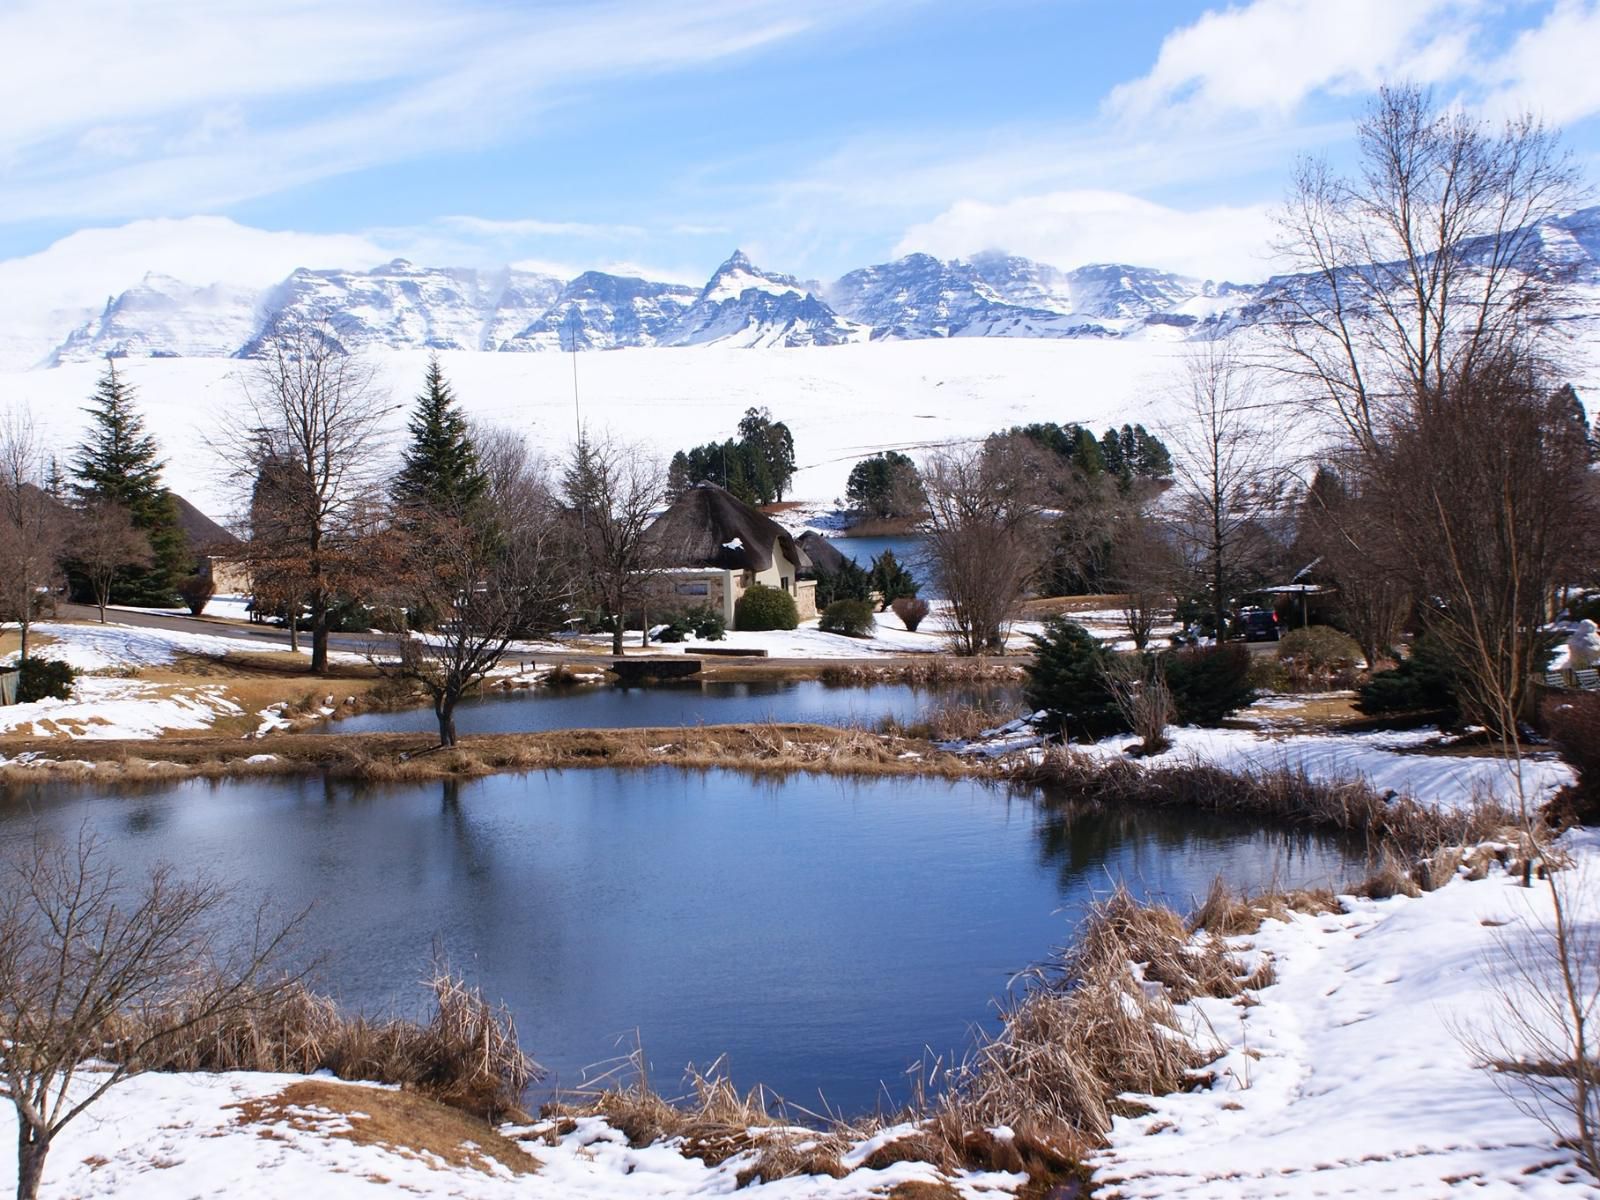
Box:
[29,206,1600,368]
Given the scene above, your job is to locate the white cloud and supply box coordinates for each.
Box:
[1107,0,1472,124]
[895,190,1279,281]
[439,216,646,240]
[1479,0,1600,125]
[0,0,898,224]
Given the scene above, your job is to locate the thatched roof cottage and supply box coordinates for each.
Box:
[646,482,818,623]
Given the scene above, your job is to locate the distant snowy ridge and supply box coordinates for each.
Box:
[31,203,1600,368]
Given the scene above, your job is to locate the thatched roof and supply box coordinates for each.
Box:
[171,494,240,553]
[796,530,848,576]
[647,481,808,574]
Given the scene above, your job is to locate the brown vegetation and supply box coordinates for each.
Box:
[0,723,968,786]
[230,1080,540,1176]
[134,968,539,1122]
[1012,745,1520,859]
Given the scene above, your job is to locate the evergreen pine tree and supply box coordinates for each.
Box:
[393,357,487,514]
[69,362,187,606]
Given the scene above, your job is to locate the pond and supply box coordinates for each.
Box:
[314,679,1021,737]
[0,768,1363,1115]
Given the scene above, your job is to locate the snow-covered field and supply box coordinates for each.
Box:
[0,338,1190,521]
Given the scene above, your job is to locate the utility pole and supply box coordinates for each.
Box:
[564,306,584,441]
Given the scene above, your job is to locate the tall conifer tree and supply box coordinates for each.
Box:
[393,358,486,514]
[69,362,187,605]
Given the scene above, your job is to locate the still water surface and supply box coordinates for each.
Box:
[0,769,1360,1113]
[316,680,1020,736]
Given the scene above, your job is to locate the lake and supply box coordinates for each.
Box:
[314,679,1021,736]
[0,767,1362,1115]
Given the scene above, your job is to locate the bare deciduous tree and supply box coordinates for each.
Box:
[375,457,573,746]
[70,501,153,624]
[562,432,666,657]
[1272,84,1584,448]
[1297,465,1411,668]
[0,409,66,662]
[1108,507,1179,652]
[220,325,389,673]
[921,436,1050,656]
[1165,345,1284,638]
[0,831,300,1200]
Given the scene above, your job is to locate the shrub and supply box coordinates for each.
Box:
[1276,624,1364,691]
[868,550,919,611]
[734,584,798,631]
[1356,633,1458,716]
[892,596,930,632]
[818,599,876,637]
[1024,619,1124,739]
[16,658,75,703]
[176,573,215,616]
[1165,644,1254,726]
[655,604,727,643]
[1278,625,1363,671]
[1543,692,1600,825]
[814,558,871,608]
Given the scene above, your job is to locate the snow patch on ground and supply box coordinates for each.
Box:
[0,1070,1022,1199]
[0,677,241,739]
[1069,725,1574,813]
[1095,838,1600,1196]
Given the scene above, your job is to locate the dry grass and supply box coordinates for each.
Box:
[230,1080,540,1176]
[1012,745,1520,860]
[121,969,539,1122]
[881,697,1026,743]
[0,724,969,785]
[1019,594,1139,618]
[817,659,1024,687]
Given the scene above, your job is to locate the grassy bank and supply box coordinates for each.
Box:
[0,723,969,785]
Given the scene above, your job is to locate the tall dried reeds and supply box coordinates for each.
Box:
[116,967,539,1121]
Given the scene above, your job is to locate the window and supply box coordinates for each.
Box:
[676,581,709,597]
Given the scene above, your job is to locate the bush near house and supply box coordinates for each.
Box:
[819,599,876,637]
[655,605,728,643]
[892,596,930,632]
[16,659,75,703]
[176,573,215,616]
[1276,624,1364,689]
[734,584,798,632]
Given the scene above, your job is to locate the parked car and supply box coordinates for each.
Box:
[1233,607,1280,642]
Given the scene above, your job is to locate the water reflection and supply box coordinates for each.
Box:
[314,679,1023,737]
[0,767,1359,1114]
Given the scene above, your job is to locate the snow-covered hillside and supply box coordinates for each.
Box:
[0,338,1190,521]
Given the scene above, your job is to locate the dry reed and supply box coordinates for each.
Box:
[115,967,539,1121]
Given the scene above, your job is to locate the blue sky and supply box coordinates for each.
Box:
[4,0,1600,306]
